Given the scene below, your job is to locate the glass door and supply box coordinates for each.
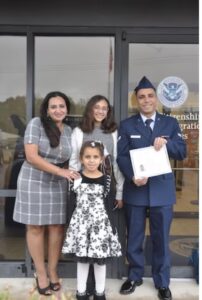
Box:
[0,36,27,277]
[0,34,117,278]
[120,41,199,278]
[34,35,116,278]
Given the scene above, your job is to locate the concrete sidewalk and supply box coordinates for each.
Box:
[0,277,199,299]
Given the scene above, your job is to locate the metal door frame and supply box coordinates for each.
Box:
[117,27,199,279]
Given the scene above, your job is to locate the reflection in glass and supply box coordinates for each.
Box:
[128,44,199,169]
[0,197,25,260]
[35,37,115,127]
[175,170,198,212]
[0,37,26,190]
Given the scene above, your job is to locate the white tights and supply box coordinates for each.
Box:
[77,262,106,294]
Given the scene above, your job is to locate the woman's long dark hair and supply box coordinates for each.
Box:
[40,91,70,148]
[79,95,117,133]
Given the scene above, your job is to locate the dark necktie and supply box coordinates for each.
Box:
[145,119,153,135]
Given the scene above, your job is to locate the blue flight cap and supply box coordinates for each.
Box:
[134,76,156,94]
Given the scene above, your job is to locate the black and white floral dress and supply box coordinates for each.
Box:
[62,173,122,263]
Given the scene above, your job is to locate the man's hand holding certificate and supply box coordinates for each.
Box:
[130,144,172,179]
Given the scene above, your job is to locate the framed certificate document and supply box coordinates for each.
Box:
[130,145,172,179]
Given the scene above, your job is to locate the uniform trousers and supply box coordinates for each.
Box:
[124,204,173,288]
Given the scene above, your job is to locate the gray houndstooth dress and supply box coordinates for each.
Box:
[13,117,72,225]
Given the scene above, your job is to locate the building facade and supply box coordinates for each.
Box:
[0,0,199,278]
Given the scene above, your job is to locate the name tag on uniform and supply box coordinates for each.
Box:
[130,135,141,138]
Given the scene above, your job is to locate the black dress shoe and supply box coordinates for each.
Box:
[94,292,106,300]
[158,287,172,300]
[120,279,143,295]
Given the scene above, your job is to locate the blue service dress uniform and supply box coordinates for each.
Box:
[117,112,186,288]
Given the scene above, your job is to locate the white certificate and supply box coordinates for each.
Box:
[130,145,172,179]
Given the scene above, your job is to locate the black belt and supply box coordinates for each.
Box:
[53,160,68,168]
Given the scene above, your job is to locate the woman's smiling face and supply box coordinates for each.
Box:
[92,99,109,124]
[47,96,68,123]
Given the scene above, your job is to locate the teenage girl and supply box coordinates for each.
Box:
[62,141,122,300]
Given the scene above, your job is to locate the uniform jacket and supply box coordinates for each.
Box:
[117,112,186,207]
[69,127,124,200]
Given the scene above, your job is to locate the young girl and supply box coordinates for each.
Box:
[69,95,124,208]
[62,141,122,300]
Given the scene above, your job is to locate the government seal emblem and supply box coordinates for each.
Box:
[157,76,188,108]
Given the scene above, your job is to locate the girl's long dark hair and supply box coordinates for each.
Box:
[40,91,70,148]
[79,95,117,133]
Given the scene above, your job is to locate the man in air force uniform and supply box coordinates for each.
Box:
[117,76,186,300]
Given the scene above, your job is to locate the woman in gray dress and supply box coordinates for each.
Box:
[13,91,79,296]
